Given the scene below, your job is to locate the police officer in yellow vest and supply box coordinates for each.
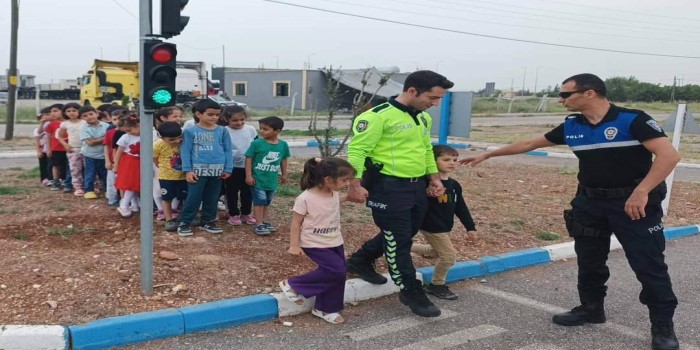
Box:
[346,70,453,317]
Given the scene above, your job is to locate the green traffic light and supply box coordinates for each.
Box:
[151,89,173,105]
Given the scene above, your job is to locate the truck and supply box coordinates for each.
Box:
[79,60,209,107]
[0,74,80,100]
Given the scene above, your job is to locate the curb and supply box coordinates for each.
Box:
[485,146,700,169]
[3,225,698,349]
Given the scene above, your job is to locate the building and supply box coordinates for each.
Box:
[212,67,406,111]
[484,82,496,96]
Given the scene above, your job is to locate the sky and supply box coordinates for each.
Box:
[2,0,700,92]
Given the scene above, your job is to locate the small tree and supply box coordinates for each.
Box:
[309,66,392,157]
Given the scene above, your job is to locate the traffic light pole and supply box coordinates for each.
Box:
[139,0,155,296]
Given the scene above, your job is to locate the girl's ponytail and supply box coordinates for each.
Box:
[300,157,322,190]
[299,157,356,190]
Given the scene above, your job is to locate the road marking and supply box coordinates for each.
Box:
[516,344,564,350]
[390,325,506,350]
[471,285,700,350]
[343,309,458,341]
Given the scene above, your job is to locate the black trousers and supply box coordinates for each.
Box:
[351,179,428,291]
[39,153,52,181]
[567,192,678,323]
[224,168,252,216]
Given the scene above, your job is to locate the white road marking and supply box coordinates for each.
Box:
[390,325,507,350]
[516,343,564,350]
[343,309,458,341]
[471,285,700,350]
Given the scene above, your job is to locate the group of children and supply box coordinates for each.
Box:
[34,99,290,237]
[33,100,477,326]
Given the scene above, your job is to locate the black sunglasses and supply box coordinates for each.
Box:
[559,90,594,99]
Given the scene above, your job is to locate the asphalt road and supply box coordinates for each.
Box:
[121,234,700,350]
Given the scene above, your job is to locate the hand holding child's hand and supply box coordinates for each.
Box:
[280,174,288,184]
[287,246,304,256]
[186,172,198,183]
[245,176,255,186]
[467,231,478,241]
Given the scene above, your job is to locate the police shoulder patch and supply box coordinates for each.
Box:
[646,119,663,133]
[356,120,369,133]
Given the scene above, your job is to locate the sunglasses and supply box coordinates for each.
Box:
[558,90,596,99]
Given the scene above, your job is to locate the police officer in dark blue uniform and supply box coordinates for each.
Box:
[461,74,681,350]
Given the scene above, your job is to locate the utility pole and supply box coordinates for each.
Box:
[521,67,527,96]
[671,76,676,102]
[5,0,19,141]
[534,66,543,94]
[222,45,226,68]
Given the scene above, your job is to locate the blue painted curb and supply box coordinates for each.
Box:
[180,294,278,334]
[664,225,700,240]
[431,142,470,149]
[306,140,340,147]
[525,150,549,157]
[68,308,184,350]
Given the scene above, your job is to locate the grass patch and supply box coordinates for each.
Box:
[276,184,302,197]
[46,226,95,239]
[558,167,578,175]
[510,219,526,229]
[18,167,41,179]
[535,231,561,241]
[282,129,350,137]
[12,233,29,240]
[0,186,31,195]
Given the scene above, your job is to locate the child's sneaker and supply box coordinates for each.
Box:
[253,224,271,236]
[107,200,120,207]
[156,210,165,221]
[228,215,242,226]
[117,207,132,218]
[164,219,178,232]
[263,222,277,232]
[171,210,180,219]
[83,191,98,199]
[217,200,226,211]
[424,283,459,300]
[242,214,256,225]
[177,224,193,237]
[42,179,51,186]
[129,205,140,213]
[49,182,60,191]
[62,187,74,193]
[201,222,223,234]
[74,189,85,197]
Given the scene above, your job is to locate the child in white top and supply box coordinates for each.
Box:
[57,102,86,196]
[221,105,258,225]
[113,114,141,218]
[279,157,356,325]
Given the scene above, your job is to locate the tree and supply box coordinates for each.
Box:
[308,66,391,157]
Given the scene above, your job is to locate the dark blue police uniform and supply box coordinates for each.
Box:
[545,104,677,324]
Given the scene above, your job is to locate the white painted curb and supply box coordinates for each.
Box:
[545,235,624,262]
[0,325,67,350]
[0,151,35,159]
[274,273,423,317]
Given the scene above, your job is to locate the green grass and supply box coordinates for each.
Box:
[0,186,31,195]
[46,226,94,239]
[471,98,700,115]
[12,233,29,240]
[282,129,351,137]
[0,107,40,124]
[510,219,526,229]
[558,167,578,175]
[18,167,41,179]
[535,231,561,241]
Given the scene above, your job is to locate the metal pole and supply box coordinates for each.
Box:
[521,67,527,96]
[5,0,19,141]
[661,104,686,216]
[222,45,226,67]
[534,66,543,94]
[139,0,154,296]
[438,91,452,144]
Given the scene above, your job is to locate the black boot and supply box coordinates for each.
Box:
[399,287,441,317]
[651,321,679,350]
[347,256,387,284]
[552,303,606,326]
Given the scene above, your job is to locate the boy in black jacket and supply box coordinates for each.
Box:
[413,145,477,300]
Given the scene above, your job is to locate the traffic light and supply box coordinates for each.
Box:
[143,39,177,109]
[161,0,190,39]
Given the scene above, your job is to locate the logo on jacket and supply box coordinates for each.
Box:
[646,120,663,133]
[356,120,368,132]
[604,127,618,140]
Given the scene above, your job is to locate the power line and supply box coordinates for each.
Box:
[311,0,700,43]
[108,0,137,19]
[526,0,700,22]
[261,0,700,59]
[426,0,700,30]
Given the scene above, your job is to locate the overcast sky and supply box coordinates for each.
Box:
[2,0,700,91]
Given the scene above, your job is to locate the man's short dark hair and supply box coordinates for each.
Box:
[562,73,607,97]
[403,70,454,95]
[258,116,284,131]
[157,121,182,138]
[193,98,222,114]
[78,105,97,116]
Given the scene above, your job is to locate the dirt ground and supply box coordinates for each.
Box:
[0,158,698,325]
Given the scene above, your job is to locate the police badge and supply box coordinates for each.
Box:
[356,120,369,132]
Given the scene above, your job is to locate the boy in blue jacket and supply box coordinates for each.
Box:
[177,99,233,236]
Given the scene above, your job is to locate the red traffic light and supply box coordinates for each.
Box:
[151,45,176,63]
